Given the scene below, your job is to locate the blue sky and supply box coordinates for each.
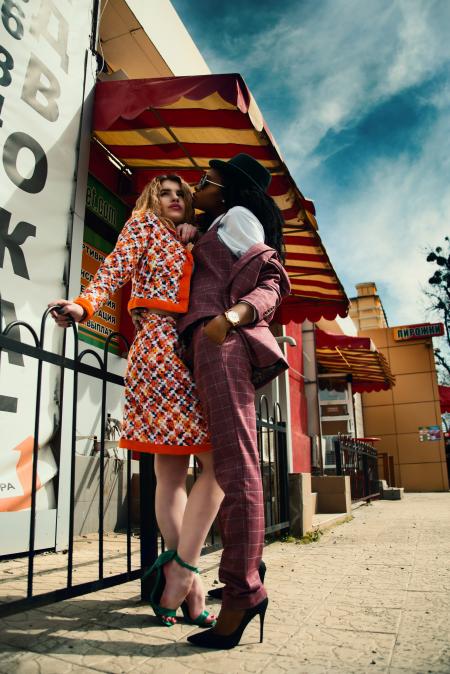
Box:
[172,0,450,326]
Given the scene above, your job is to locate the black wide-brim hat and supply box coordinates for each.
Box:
[209,153,271,193]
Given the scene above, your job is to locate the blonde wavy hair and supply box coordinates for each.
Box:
[132,174,194,227]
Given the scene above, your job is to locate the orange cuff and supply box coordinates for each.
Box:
[73,296,95,323]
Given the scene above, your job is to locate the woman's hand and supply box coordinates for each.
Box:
[203,314,230,345]
[48,300,85,328]
[176,223,198,245]
[131,309,144,331]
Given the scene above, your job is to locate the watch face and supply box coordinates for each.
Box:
[226,310,240,326]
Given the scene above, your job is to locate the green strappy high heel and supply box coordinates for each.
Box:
[180,601,217,628]
[143,549,177,627]
[173,553,217,628]
[144,551,216,628]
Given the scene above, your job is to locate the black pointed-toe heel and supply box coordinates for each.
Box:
[187,597,268,650]
[208,560,267,600]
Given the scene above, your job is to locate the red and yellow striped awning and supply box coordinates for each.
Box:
[92,74,349,324]
[316,329,395,393]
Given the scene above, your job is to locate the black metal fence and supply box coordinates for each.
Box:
[0,308,288,617]
[256,396,290,536]
[333,435,380,501]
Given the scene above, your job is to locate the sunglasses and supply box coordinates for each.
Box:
[196,174,225,191]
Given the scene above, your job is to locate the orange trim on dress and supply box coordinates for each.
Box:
[118,438,212,454]
[127,250,194,315]
[128,297,186,314]
[178,249,194,306]
[74,296,95,322]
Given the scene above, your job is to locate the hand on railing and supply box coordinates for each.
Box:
[48,300,84,328]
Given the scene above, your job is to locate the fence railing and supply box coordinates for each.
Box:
[333,435,380,501]
[256,396,290,536]
[0,308,289,617]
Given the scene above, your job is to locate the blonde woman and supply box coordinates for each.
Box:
[49,175,223,627]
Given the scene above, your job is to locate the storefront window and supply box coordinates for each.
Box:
[319,388,347,402]
[319,384,354,446]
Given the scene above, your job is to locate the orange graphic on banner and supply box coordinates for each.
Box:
[0,437,41,512]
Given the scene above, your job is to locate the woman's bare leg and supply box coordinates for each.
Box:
[160,451,224,616]
[153,454,189,624]
[154,454,190,550]
[178,452,224,562]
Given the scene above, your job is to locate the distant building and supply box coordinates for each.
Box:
[349,282,388,330]
[351,284,448,492]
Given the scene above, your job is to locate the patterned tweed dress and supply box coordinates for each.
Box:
[74,211,210,455]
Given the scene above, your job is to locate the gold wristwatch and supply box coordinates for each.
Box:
[223,309,240,328]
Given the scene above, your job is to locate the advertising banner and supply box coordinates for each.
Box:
[419,426,442,442]
[78,175,128,355]
[0,0,95,553]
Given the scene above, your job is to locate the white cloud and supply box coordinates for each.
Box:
[322,111,450,326]
[383,0,442,95]
[197,0,450,328]
[202,0,450,165]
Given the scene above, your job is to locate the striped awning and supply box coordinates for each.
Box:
[92,74,349,324]
[316,329,395,393]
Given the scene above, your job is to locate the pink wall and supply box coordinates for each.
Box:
[285,322,311,473]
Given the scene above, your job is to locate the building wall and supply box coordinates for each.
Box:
[124,0,210,75]
[353,393,365,438]
[99,0,210,79]
[285,322,311,473]
[361,327,448,492]
[349,282,388,331]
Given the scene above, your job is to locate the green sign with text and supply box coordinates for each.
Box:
[86,175,128,234]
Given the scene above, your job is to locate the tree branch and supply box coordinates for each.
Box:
[434,349,450,377]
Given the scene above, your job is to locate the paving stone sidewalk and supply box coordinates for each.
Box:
[1,492,449,673]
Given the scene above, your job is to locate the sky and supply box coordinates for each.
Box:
[171,0,450,327]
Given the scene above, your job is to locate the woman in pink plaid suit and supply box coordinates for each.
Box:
[173,154,290,649]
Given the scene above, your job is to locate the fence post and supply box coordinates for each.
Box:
[139,454,158,601]
[388,455,395,487]
[362,452,369,497]
[334,438,342,475]
[381,452,389,483]
[277,424,290,528]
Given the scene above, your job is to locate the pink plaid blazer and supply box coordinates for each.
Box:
[178,225,291,388]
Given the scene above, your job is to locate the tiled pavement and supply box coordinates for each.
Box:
[1,492,449,673]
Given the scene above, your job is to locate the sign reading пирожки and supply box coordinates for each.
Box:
[393,323,444,341]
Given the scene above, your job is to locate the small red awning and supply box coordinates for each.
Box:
[316,329,395,393]
[439,385,450,414]
[92,74,349,324]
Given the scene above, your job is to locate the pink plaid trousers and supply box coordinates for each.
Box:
[191,325,267,610]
